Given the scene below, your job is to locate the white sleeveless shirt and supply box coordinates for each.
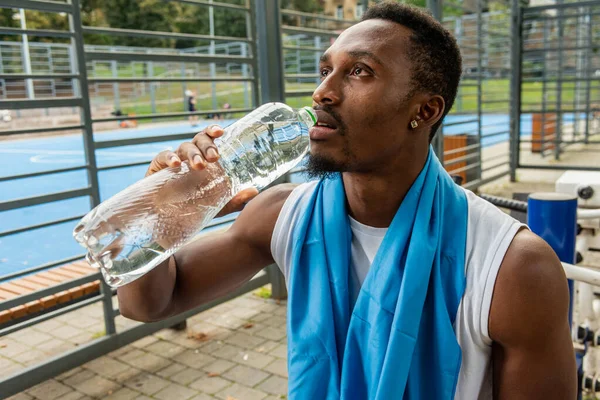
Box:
[270,181,526,399]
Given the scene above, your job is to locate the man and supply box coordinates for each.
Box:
[118,2,576,398]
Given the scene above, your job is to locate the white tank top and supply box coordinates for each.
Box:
[270,181,526,399]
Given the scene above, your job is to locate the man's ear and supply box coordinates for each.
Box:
[418,95,445,129]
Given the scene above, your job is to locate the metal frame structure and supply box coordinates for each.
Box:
[0,0,599,397]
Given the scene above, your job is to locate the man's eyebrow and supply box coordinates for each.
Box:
[320,53,330,64]
[347,50,384,66]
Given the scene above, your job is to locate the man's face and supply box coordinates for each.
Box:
[307,19,418,178]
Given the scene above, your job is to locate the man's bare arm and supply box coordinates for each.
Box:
[117,184,295,322]
[490,229,577,399]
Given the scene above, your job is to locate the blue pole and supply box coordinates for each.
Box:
[527,192,578,326]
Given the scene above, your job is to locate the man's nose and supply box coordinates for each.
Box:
[312,75,342,106]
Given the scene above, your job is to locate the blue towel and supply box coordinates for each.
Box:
[287,147,468,399]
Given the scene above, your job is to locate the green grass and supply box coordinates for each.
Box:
[254,287,272,299]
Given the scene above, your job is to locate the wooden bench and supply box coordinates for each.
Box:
[0,262,99,326]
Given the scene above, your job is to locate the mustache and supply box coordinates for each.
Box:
[313,105,345,132]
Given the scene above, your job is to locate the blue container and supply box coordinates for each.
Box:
[527,192,578,326]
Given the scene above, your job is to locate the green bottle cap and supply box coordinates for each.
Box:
[302,107,317,126]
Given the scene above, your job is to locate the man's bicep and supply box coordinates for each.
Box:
[489,229,577,400]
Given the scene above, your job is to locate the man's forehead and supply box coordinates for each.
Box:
[324,19,412,62]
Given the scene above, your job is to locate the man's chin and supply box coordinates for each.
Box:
[304,153,344,180]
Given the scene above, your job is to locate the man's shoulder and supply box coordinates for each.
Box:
[489,228,570,344]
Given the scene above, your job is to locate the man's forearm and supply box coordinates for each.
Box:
[116,255,177,322]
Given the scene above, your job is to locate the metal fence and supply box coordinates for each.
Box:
[516,0,600,171]
[0,0,599,397]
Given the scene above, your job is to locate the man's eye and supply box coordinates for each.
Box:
[320,69,329,78]
[352,66,365,76]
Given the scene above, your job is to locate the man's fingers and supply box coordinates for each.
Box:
[204,125,224,139]
[193,133,220,162]
[146,150,180,176]
[178,142,206,170]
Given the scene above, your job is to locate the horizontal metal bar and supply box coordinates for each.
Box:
[521,108,599,113]
[92,107,253,123]
[282,26,340,38]
[443,152,480,167]
[281,8,356,24]
[82,26,251,44]
[0,214,85,238]
[518,164,600,172]
[0,165,87,183]
[0,27,73,38]
[0,98,82,110]
[523,10,600,21]
[444,118,479,127]
[85,51,251,64]
[525,0,600,13]
[285,73,320,79]
[97,160,151,172]
[447,161,481,175]
[0,0,72,13]
[88,76,254,83]
[282,45,325,52]
[95,133,194,149]
[0,124,83,137]
[0,272,269,398]
[0,273,100,311]
[175,0,250,12]
[0,254,85,283]
[0,73,79,80]
[481,130,510,139]
[443,142,481,156]
[0,187,91,212]
[523,45,598,53]
[481,160,510,173]
[463,170,510,191]
[482,152,509,164]
[285,90,315,97]
[0,294,102,337]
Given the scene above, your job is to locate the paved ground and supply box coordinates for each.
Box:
[3,290,288,400]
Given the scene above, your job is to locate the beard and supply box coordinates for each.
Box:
[304,152,344,180]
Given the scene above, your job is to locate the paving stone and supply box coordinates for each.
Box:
[235,350,275,370]
[65,315,98,329]
[133,396,153,400]
[67,331,96,346]
[254,341,279,354]
[211,344,244,360]
[13,348,46,366]
[27,379,72,400]
[264,358,288,378]
[233,322,267,336]
[156,362,187,378]
[0,360,23,376]
[84,356,131,378]
[59,391,87,400]
[268,344,287,359]
[146,340,186,359]
[124,373,170,396]
[190,376,232,394]
[70,374,120,398]
[273,307,287,317]
[215,383,267,400]
[224,332,266,349]
[257,375,287,396]
[0,338,29,358]
[174,349,217,369]
[228,307,261,320]
[223,365,269,387]
[255,327,286,341]
[131,336,159,349]
[107,345,136,359]
[56,366,83,380]
[206,314,246,330]
[103,387,140,400]
[202,359,236,375]
[49,325,84,340]
[189,394,215,400]
[263,316,286,329]
[154,383,198,400]
[117,349,146,364]
[125,352,171,373]
[12,330,53,347]
[37,338,74,356]
[6,393,33,400]
[113,367,143,384]
[170,367,206,386]
[250,313,271,323]
[63,369,97,387]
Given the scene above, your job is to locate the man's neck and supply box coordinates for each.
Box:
[342,146,429,228]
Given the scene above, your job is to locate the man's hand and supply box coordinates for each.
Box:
[146,125,258,217]
[490,229,577,399]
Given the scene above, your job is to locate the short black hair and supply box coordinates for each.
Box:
[361,2,462,140]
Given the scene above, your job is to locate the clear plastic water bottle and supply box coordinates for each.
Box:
[73,102,316,288]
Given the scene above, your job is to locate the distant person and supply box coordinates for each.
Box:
[186,90,198,126]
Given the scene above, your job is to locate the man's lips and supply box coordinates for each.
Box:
[310,110,340,140]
